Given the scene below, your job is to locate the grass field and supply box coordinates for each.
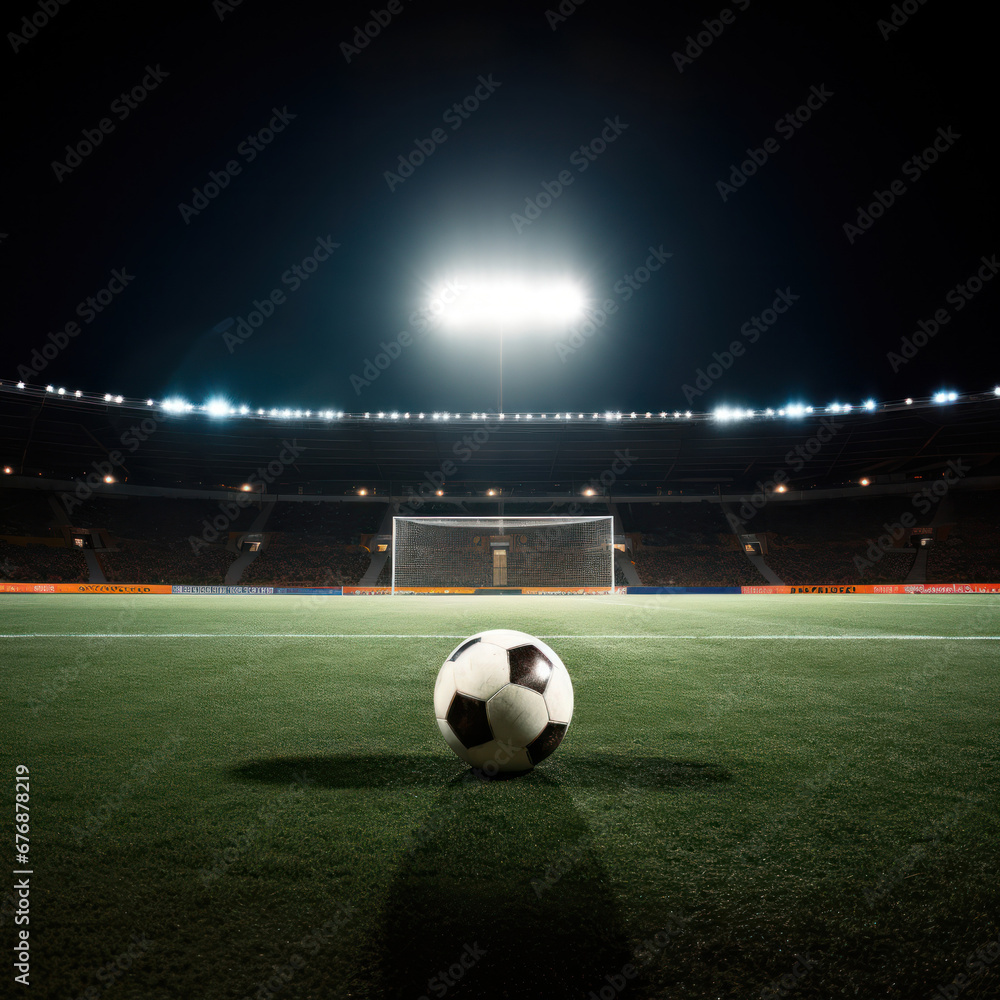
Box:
[2,593,999,1000]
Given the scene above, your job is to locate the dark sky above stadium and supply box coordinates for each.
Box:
[6,0,997,416]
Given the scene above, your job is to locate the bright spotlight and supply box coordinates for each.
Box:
[205,398,232,417]
[103,475,115,484]
[435,278,586,328]
[859,477,870,486]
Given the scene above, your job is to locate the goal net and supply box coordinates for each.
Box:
[391,516,614,592]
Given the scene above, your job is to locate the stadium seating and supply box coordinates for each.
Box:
[0,540,88,583]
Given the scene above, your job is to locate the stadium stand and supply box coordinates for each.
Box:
[0,539,88,583]
[239,536,371,587]
[925,491,1000,583]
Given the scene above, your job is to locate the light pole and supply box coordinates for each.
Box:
[432,278,585,414]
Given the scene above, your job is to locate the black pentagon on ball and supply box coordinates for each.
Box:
[446,692,494,749]
[526,722,568,766]
[507,644,553,694]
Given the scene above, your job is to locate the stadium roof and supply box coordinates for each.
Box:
[1,383,998,494]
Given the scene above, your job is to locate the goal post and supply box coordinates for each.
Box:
[391,516,614,593]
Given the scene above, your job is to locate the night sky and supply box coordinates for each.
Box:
[6,0,997,416]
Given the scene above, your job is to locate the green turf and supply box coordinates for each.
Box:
[2,594,999,999]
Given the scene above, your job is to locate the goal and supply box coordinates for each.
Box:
[391,516,614,593]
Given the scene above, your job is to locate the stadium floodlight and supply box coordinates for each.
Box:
[860,477,871,486]
[16,382,25,389]
[391,515,614,593]
[905,398,913,405]
[162,397,190,413]
[863,399,876,410]
[57,387,66,395]
[434,278,585,329]
[994,386,1000,396]
[432,276,585,411]
[3,466,13,474]
[205,398,232,417]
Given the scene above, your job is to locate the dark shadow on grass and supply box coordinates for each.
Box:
[372,769,650,999]
[229,754,731,790]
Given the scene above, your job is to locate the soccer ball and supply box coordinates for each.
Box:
[434,629,574,774]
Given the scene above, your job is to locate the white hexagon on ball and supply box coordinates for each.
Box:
[434,629,574,774]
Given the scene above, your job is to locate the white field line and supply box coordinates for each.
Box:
[0,633,998,640]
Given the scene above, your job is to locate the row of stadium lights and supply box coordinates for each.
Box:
[4,381,998,422]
